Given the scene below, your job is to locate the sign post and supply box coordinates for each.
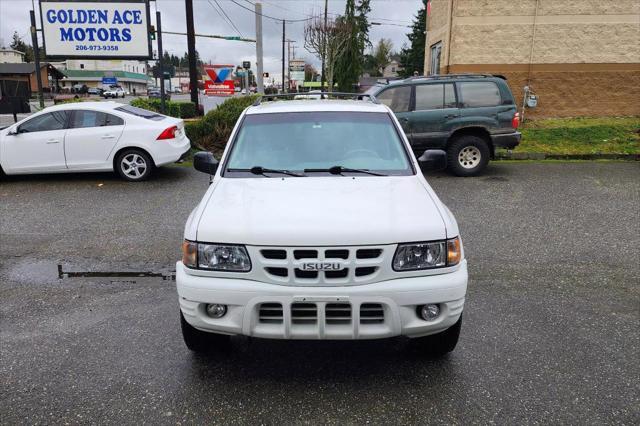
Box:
[30,10,45,109]
[156,11,166,114]
[38,0,152,59]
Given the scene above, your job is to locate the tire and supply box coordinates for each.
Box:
[115,149,154,182]
[180,311,230,353]
[446,135,490,177]
[410,314,462,357]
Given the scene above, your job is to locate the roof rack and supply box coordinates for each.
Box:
[252,91,379,106]
[377,73,498,85]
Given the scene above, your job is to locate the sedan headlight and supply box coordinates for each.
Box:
[182,240,251,272]
[393,237,461,271]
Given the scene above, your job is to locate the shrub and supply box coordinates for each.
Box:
[186,94,260,158]
[130,98,193,119]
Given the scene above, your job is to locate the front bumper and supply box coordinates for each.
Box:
[491,131,521,149]
[176,260,468,340]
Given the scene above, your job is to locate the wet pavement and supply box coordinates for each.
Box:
[1,162,639,424]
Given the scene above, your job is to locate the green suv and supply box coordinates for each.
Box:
[366,74,521,176]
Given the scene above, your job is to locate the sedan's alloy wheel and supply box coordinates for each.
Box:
[121,153,147,179]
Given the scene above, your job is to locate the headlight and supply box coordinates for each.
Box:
[181,240,251,272]
[393,237,461,271]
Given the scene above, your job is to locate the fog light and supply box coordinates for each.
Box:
[420,304,440,321]
[206,303,227,318]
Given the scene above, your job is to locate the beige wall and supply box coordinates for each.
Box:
[425,0,640,71]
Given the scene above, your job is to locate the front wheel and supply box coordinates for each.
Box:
[410,315,462,357]
[447,135,490,177]
[115,149,153,181]
[180,311,230,353]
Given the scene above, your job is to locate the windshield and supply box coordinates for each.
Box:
[224,112,412,177]
[115,105,164,121]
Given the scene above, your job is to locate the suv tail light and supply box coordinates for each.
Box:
[157,125,178,140]
[512,112,520,129]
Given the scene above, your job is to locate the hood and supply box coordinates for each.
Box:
[196,176,446,246]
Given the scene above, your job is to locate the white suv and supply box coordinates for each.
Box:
[177,97,468,357]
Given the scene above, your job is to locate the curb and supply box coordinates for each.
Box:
[495,152,639,161]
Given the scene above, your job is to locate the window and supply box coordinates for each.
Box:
[458,82,501,107]
[414,84,457,111]
[70,110,124,128]
[18,111,68,133]
[225,112,412,176]
[376,86,411,113]
[80,64,84,69]
[115,105,164,121]
[429,42,442,75]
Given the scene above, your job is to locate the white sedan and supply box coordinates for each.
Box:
[0,102,190,181]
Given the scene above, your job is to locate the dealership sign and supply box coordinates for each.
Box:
[39,0,152,59]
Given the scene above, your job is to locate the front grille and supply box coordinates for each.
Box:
[291,303,317,324]
[253,245,388,286]
[360,303,384,324]
[326,303,352,324]
[259,303,283,324]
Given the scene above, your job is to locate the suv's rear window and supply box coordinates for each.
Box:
[458,82,501,108]
[115,105,164,121]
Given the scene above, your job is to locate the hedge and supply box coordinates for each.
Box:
[129,98,196,119]
[185,94,260,158]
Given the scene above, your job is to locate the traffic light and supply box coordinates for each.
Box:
[150,25,156,40]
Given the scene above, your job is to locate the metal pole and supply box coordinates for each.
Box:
[185,0,199,110]
[255,1,264,94]
[282,20,285,93]
[287,41,291,92]
[30,10,44,109]
[321,0,327,91]
[157,11,166,114]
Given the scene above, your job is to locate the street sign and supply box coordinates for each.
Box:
[39,0,152,59]
[101,76,117,85]
[242,61,251,69]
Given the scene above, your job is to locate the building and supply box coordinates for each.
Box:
[0,63,64,113]
[382,56,403,78]
[424,0,640,118]
[0,49,25,63]
[58,59,152,94]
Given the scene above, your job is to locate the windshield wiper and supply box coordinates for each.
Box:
[304,166,386,176]
[227,166,305,177]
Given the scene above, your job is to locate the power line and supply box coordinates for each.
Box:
[208,0,244,38]
[229,0,311,23]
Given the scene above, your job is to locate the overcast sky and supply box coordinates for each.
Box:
[0,0,423,80]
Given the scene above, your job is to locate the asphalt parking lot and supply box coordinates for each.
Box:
[1,162,638,424]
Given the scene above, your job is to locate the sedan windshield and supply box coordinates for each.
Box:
[225,112,412,177]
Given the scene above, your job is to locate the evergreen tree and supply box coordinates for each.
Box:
[398,1,427,77]
[334,0,371,92]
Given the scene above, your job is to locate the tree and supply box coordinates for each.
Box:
[334,0,371,92]
[373,38,393,75]
[398,2,427,77]
[10,31,35,63]
[304,15,351,92]
[304,63,318,82]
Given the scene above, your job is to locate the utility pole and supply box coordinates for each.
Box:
[255,1,264,94]
[321,0,328,91]
[281,20,285,93]
[29,10,44,109]
[185,0,199,110]
[156,11,166,114]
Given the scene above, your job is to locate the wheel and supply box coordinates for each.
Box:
[180,311,230,353]
[410,314,462,357]
[115,149,153,181]
[446,135,490,177]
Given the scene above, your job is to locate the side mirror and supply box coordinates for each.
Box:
[193,151,219,175]
[418,149,447,172]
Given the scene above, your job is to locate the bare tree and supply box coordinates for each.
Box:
[304,15,351,92]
